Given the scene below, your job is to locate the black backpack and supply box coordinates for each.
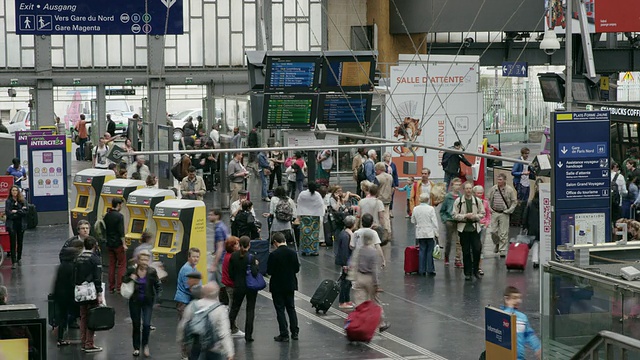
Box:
[357,162,368,182]
[611,173,621,207]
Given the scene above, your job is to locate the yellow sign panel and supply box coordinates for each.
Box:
[623,71,635,81]
[600,77,610,91]
[0,338,29,360]
[556,113,573,121]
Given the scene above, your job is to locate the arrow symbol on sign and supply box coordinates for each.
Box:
[561,146,568,154]
[160,0,176,8]
[557,161,563,168]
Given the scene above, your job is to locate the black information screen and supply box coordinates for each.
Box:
[131,219,145,234]
[263,94,317,130]
[77,195,89,208]
[265,57,320,92]
[318,94,371,128]
[158,232,173,248]
[321,56,375,92]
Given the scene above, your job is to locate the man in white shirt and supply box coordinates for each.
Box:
[350,214,385,268]
[230,190,255,222]
[93,137,111,169]
[611,162,627,225]
[209,124,220,146]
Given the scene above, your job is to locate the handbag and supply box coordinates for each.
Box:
[245,255,266,291]
[432,242,442,260]
[74,281,97,302]
[120,280,135,299]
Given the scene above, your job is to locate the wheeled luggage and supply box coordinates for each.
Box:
[509,200,526,227]
[249,239,270,275]
[404,246,419,274]
[27,203,38,229]
[505,242,529,270]
[47,293,57,328]
[310,279,339,314]
[345,300,382,342]
[75,147,82,161]
[84,141,93,161]
[87,306,115,331]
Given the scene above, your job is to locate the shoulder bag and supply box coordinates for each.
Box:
[73,261,97,303]
[245,255,266,291]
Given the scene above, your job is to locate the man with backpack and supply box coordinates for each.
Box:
[441,141,472,190]
[177,282,234,360]
[103,198,127,293]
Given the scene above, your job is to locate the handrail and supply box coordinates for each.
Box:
[570,331,640,360]
[545,261,640,293]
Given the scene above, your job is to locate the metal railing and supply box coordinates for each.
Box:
[570,331,640,360]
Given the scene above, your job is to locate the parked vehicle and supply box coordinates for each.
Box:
[6,109,57,134]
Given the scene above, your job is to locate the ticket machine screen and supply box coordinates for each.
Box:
[158,232,173,247]
[77,195,89,208]
[131,219,145,233]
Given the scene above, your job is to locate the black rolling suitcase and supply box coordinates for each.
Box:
[75,147,82,161]
[310,279,340,314]
[84,141,93,161]
[47,293,57,328]
[87,306,115,331]
[27,204,37,229]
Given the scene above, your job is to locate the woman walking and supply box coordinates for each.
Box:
[264,186,296,244]
[228,236,259,342]
[221,236,244,337]
[411,193,439,276]
[6,185,27,269]
[296,182,325,256]
[122,250,162,357]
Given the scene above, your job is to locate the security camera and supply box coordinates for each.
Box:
[540,29,560,56]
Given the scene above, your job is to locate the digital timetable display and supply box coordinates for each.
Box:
[265,56,321,92]
[322,56,376,91]
[262,94,317,130]
[319,94,371,129]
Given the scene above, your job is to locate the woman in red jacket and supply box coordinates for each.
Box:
[221,236,243,337]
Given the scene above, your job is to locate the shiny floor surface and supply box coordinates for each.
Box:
[1,155,541,360]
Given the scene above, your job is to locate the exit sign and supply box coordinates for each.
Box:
[106,89,135,96]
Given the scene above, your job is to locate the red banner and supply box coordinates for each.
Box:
[595,0,640,32]
[0,176,13,200]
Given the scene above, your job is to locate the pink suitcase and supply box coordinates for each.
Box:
[505,242,529,270]
[404,246,419,274]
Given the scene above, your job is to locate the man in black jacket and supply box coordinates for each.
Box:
[104,198,126,294]
[106,114,116,137]
[267,232,300,342]
[442,141,472,190]
[75,236,104,352]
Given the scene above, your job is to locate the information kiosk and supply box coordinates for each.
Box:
[152,199,207,302]
[70,169,115,235]
[125,188,175,259]
[98,179,145,262]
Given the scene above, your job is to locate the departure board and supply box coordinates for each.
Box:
[322,56,376,91]
[265,56,321,92]
[318,94,372,129]
[262,94,317,130]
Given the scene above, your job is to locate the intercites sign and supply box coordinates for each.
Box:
[552,111,611,257]
[15,0,183,35]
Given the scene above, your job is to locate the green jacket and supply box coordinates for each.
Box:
[440,192,458,223]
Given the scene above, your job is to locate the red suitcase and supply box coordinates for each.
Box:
[345,300,382,342]
[404,246,419,274]
[505,242,529,270]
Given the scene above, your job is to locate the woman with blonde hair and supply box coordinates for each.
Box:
[5,185,27,269]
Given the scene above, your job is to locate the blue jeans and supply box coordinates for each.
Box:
[515,183,530,201]
[296,179,304,193]
[129,300,154,350]
[418,238,436,275]
[78,137,87,160]
[260,171,269,199]
[444,172,455,190]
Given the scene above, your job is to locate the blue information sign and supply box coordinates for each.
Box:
[553,111,611,251]
[264,56,321,92]
[502,61,528,77]
[319,94,371,129]
[15,0,183,35]
[484,306,516,360]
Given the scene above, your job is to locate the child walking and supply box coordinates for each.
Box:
[396,177,416,218]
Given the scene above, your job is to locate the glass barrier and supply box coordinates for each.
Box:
[542,262,640,359]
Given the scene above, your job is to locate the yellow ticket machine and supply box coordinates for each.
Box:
[98,179,145,262]
[125,188,175,259]
[70,169,115,236]
[152,199,207,303]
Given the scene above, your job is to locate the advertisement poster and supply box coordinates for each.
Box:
[574,212,606,245]
[14,130,53,190]
[31,150,64,197]
[545,0,640,33]
[385,58,482,179]
[539,183,552,267]
[0,338,29,360]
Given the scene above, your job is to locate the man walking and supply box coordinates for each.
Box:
[180,166,206,201]
[103,198,126,293]
[175,247,201,359]
[375,162,394,243]
[452,181,485,281]
[228,152,249,203]
[442,141,472,189]
[511,147,536,201]
[487,173,517,257]
[106,114,116,137]
[364,150,377,182]
[267,232,300,342]
[411,167,436,214]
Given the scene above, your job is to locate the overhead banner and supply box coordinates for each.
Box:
[385,58,482,179]
[545,0,640,33]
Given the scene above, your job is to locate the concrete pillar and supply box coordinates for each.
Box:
[205,82,216,133]
[307,151,317,184]
[95,84,106,142]
[147,36,167,176]
[33,36,53,130]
